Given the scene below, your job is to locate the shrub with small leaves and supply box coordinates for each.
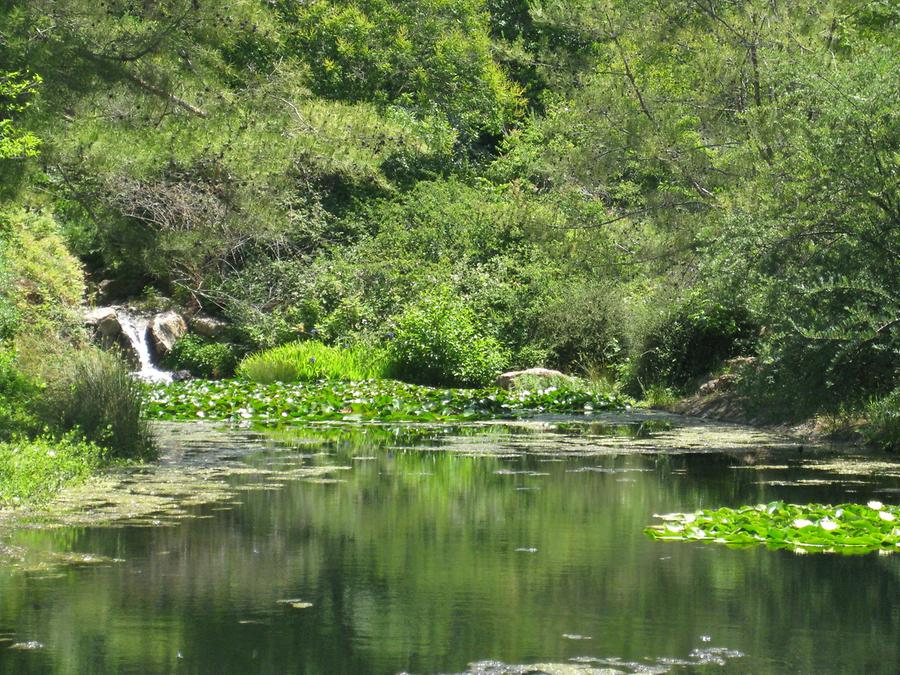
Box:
[387,288,508,387]
[164,335,240,379]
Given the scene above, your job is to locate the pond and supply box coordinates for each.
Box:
[1,414,898,673]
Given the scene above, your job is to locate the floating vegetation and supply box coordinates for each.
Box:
[413,415,805,456]
[0,540,125,573]
[146,378,628,425]
[553,420,674,438]
[566,467,653,474]
[645,501,900,554]
[277,599,313,609]
[468,646,744,674]
[9,641,44,651]
[495,469,549,476]
[0,424,346,533]
[805,459,900,479]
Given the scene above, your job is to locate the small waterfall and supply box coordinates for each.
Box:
[116,310,174,384]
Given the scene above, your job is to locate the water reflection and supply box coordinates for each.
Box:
[0,420,898,673]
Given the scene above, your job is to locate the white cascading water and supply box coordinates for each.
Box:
[116,310,174,384]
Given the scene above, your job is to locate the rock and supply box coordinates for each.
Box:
[190,315,228,339]
[496,368,571,390]
[114,335,142,368]
[172,369,193,382]
[84,307,120,336]
[149,311,187,358]
[84,307,122,348]
[698,373,738,396]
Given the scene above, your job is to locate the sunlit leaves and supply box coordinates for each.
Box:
[0,71,42,159]
[645,501,900,555]
[146,377,627,424]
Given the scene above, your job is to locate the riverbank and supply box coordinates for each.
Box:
[0,435,105,505]
[662,387,876,449]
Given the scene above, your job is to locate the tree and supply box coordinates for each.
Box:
[0,71,41,159]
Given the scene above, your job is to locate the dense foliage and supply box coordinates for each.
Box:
[387,287,508,387]
[165,334,240,379]
[0,0,897,441]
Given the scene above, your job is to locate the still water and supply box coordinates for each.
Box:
[1,416,898,673]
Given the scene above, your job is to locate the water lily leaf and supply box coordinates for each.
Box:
[645,502,900,555]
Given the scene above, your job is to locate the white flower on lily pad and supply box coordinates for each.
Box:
[792,518,814,528]
[867,500,884,510]
[878,511,895,522]
[819,519,839,531]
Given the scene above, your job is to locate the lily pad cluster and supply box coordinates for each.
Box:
[146,378,627,424]
[645,501,900,554]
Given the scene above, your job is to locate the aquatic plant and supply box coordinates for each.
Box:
[645,501,900,554]
[238,340,388,384]
[146,378,628,424]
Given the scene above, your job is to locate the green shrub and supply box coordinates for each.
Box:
[0,207,85,341]
[631,297,756,394]
[164,335,240,379]
[0,433,104,504]
[387,288,508,387]
[0,347,41,440]
[238,340,387,384]
[41,349,156,461]
[863,390,900,452]
[533,282,627,371]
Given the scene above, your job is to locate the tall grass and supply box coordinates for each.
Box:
[237,340,388,384]
[43,349,156,460]
[863,389,899,451]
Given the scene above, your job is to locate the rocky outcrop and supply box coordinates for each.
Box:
[150,311,187,358]
[190,315,228,339]
[84,307,127,360]
[84,306,123,349]
[496,367,571,390]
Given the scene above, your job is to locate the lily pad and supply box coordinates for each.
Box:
[645,501,900,554]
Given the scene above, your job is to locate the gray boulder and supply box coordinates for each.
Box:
[496,367,571,390]
[190,315,229,339]
[150,311,188,358]
[84,307,122,348]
